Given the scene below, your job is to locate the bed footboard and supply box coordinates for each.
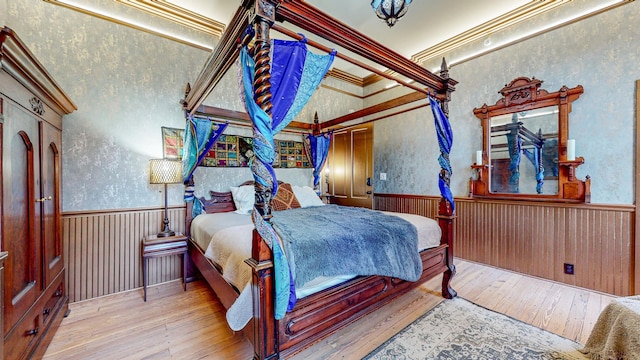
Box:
[248,217,455,359]
[277,245,448,357]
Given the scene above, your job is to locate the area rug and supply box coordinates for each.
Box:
[365,297,586,360]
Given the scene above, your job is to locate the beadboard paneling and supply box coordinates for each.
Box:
[62,206,186,302]
[375,194,635,296]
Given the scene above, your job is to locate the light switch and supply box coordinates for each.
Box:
[380,172,387,181]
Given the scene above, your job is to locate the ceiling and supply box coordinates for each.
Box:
[164,0,531,78]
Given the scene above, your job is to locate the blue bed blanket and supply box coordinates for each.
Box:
[270,204,422,287]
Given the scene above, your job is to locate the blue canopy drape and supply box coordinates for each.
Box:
[305,132,332,192]
[506,131,522,193]
[522,147,545,194]
[239,37,335,319]
[429,96,455,212]
[182,115,228,196]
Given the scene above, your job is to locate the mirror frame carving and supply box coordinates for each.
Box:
[471,77,590,202]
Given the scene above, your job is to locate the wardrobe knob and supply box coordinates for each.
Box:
[36,196,52,202]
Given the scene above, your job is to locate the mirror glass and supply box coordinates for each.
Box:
[489,105,559,195]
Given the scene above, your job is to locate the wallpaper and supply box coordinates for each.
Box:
[373,0,640,204]
[4,0,216,211]
[6,0,636,210]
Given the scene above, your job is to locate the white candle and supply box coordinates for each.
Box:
[475,150,483,165]
[567,139,576,161]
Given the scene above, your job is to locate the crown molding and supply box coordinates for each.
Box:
[115,0,225,38]
[411,0,572,65]
[326,68,363,87]
[445,0,634,69]
[43,0,214,51]
[363,73,385,87]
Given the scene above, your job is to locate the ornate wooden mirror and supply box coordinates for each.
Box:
[470,77,590,202]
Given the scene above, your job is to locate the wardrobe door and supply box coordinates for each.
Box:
[2,104,41,334]
[40,121,62,288]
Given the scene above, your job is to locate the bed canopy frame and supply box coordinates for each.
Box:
[181,1,458,359]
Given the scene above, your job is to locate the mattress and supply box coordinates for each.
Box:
[190,209,441,298]
[190,207,442,330]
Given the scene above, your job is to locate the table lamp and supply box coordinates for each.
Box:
[149,158,182,237]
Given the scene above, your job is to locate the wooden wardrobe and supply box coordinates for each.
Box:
[0,27,76,359]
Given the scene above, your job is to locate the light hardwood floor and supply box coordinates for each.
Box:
[43,260,615,359]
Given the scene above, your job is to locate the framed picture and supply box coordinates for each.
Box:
[161,127,184,159]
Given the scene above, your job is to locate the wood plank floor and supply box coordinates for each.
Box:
[43,260,615,359]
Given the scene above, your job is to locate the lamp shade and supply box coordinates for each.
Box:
[149,159,182,184]
[371,0,412,27]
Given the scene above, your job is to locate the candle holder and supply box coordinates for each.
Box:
[469,164,491,197]
[470,164,487,181]
[558,157,584,182]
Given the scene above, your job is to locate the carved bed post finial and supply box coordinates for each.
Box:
[311,111,321,135]
[184,82,191,98]
[438,57,458,117]
[181,83,192,109]
[440,57,448,79]
[439,58,450,116]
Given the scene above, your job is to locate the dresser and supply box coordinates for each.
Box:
[0,27,77,359]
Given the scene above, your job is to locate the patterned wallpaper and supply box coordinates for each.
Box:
[3,0,322,211]
[374,0,640,204]
[4,0,212,211]
[6,0,636,210]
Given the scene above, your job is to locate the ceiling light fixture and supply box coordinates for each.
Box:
[371,0,412,27]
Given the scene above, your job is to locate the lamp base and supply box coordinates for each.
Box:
[157,229,176,238]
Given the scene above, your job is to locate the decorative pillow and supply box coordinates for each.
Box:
[272,183,302,211]
[292,185,325,207]
[230,185,255,214]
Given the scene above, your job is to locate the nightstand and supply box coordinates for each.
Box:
[142,233,188,301]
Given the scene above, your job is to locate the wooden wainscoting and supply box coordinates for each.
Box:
[62,206,186,302]
[375,194,635,296]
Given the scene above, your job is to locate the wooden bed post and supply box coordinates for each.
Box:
[438,57,457,299]
[246,1,279,359]
[438,198,457,299]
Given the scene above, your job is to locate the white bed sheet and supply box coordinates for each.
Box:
[190,208,442,330]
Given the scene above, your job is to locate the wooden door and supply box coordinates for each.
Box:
[40,121,62,288]
[328,124,373,208]
[2,103,42,334]
[330,130,349,199]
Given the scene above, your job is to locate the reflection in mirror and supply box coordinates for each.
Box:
[490,106,559,195]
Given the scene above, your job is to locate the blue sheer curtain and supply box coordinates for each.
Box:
[182,116,228,215]
[506,132,522,193]
[239,37,335,319]
[429,96,455,212]
[522,147,545,194]
[305,132,332,192]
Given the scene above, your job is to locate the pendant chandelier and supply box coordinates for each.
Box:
[371,0,412,27]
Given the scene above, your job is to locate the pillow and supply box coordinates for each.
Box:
[271,183,302,211]
[292,185,325,207]
[230,185,255,214]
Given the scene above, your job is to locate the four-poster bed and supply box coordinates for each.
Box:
[181,1,458,359]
